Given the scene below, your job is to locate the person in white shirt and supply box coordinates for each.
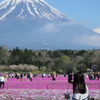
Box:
[43,73,45,77]
[0,75,5,89]
[48,74,50,77]
[72,72,89,100]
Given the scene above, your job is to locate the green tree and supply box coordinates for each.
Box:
[54,59,64,73]
[33,60,43,70]
[47,50,52,57]
[0,46,10,65]
[52,51,60,58]
[44,60,51,67]
[61,55,68,61]
[22,49,33,64]
[38,52,42,57]
[9,47,23,65]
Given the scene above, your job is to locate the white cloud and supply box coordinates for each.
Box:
[93,27,100,34]
[74,34,100,47]
[38,23,59,33]
[38,21,80,34]
[42,42,51,45]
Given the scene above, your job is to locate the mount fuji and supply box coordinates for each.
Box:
[0,0,71,21]
[0,0,100,50]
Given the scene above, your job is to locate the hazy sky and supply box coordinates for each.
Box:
[0,0,100,33]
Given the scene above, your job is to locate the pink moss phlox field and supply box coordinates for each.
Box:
[4,77,100,90]
[0,74,99,99]
[0,89,100,100]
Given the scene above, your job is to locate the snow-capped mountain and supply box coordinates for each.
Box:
[0,0,100,50]
[0,0,71,22]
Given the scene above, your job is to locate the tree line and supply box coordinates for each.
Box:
[0,45,100,73]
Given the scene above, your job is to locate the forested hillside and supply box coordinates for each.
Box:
[0,45,100,73]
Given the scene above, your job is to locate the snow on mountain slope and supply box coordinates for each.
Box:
[0,0,72,21]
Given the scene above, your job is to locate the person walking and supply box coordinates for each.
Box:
[64,73,66,77]
[30,72,33,81]
[0,75,5,89]
[4,74,7,82]
[27,73,30,81]
[17,73,20,82]
[97,72,100,80]
[20,73,23,81]
[93,72,96,80]
[11,73,14,78]
[48,74,50,77]
[52,72,56,81]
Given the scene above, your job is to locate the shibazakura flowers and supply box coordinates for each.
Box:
[0,89,100,100]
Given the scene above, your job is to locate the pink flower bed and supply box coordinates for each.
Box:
[4,77,100,90]
[0,75,99,99]
[0,89,100,100]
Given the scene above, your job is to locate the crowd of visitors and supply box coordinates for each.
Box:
[0,71,100,91]
[0,72,58,81]
[0,71,100,82]
[88,72,100,80]
[0,72,57,89]
[14,72,38,81]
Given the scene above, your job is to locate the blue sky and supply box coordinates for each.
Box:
[44,0,100,34]
[0,0,100,33]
